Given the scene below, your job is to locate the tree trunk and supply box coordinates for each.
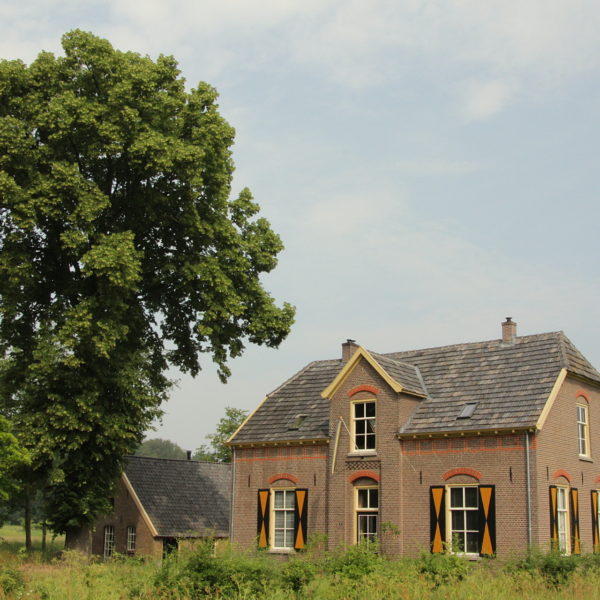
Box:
[41,522,47,552]
[24,492,32,552]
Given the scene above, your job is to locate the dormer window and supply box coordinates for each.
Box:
[458,402,478,420]
[352,400,376,451]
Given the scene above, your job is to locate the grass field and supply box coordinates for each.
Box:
[0,524,64,553]
[1,537,600,599]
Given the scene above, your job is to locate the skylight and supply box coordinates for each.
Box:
[458,402,478,419]
[288,414,308,430]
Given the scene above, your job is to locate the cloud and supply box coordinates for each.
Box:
[463,80,517,120]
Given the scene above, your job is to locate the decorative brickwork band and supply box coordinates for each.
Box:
[575,390,591,402]
[442,467,482,481]
[570,488,580,555]
[347,385,380,397]
[549,486,558,550]
[552,469,572,482]
[592,490,599,554]
[257,489,270,549]
[478,486,496,556]
[430,486,446,553]
[268,473,299,485]
[348,470,380,483]
[293,489,308,550]
[346,461,380,471]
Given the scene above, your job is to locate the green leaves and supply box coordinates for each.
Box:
[0,29,294,535]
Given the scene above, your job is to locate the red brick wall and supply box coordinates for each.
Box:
[92,477,162,559]
[535,376,600,553]
[231,444,328,550]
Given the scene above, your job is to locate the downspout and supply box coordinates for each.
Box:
[525,431,532,548]
[230,446,236,541]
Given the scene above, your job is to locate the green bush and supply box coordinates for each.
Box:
[155,541,280,598]
[281,558,316,591]
[324,541,383,578]
[0,566,24,595]
[507,549,580,587]
[417,550,470,588]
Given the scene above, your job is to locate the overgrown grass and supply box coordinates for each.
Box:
[0,525,64,555]
[2,541,600,599]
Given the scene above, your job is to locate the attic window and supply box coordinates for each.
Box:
[458,402,478,419]
[288,414,308,430]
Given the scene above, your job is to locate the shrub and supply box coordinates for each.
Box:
[281,558,316,592]
[417,551,470,588]
[507,549,580,587]
[325,541,383,578]
[0,566,24,595]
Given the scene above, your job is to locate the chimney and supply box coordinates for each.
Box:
[342,339,358,362]
[501,317,517,343]
[186,450,192,460]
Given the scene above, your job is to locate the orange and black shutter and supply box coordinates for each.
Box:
[478,485,496,556]
[569,487,580,555]
[293,489,308,550]
[430,486,446,553]
[549,485,558,550]
[591,490,599,554]
[257,489,270,548]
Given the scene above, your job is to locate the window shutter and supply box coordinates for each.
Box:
[592,490,599,554]
[569,488,580,555]
[430,486,446,553]
[293,488,308,550]
[478,485,496,556]
[549,485,558,551]
[257,489,270,548]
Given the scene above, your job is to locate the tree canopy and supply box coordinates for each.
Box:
[0,30,294,538]
[135,438,187,460]
[193,406,247,462]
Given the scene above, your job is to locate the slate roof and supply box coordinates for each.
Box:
[230,331,600,444]
[124,456,231,538]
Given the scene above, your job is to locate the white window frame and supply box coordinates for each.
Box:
[447,486,479,555]
[351,400,376,452]
[355,485,378,544]
[103,525,115,559]
[270,489,296,550]
[556,486,570,555]
[126,526,136,554]
[577,403,590,457]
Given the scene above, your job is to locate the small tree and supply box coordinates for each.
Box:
[194,406,247,462]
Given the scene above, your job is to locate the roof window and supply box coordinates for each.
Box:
[288,414,308,430]
[457,402,478,419]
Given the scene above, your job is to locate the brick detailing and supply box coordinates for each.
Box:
[348,385,380,397]
[268,473,299,485]
[443,467,482,481]
[595,475,600,484]
[402,434,537,455]
[575,390,591,402]
[346,461,380,471]
[348,470,380,483]
[235,445,327,462]
[552,469,572,482]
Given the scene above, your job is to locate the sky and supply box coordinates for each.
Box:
[2,1,599,453]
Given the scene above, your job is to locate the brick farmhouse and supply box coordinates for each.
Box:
[92,456,231,559]
[228,319,600,557]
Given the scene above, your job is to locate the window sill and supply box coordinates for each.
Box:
[347,451,378,458]
[578,455,594,463]
[268,548,294,554]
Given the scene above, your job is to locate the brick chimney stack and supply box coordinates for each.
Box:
[502,317,517,343]
[342,339,358,362]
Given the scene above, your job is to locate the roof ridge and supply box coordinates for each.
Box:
[384,331,563,357]
[126,455,229,466]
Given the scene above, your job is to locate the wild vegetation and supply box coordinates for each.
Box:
[2,529,600,599]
